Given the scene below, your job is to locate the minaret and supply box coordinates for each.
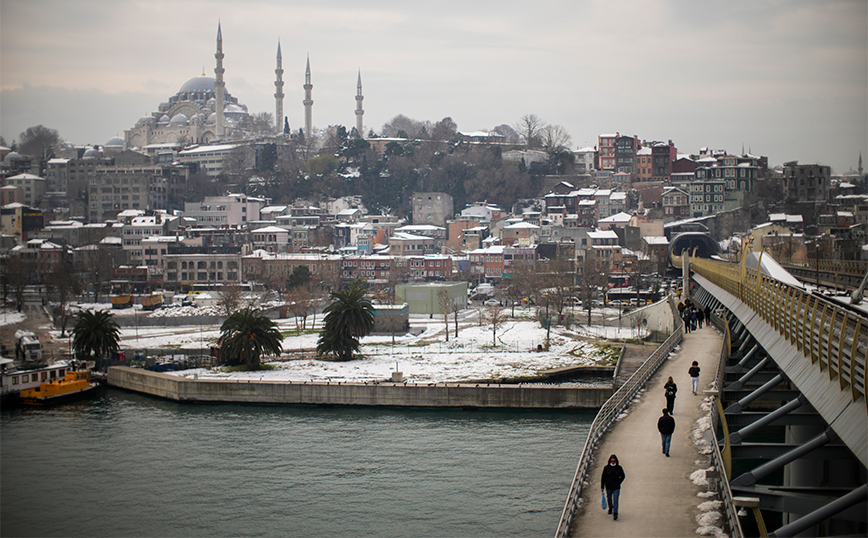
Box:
[214,22,226,138]
[274,40,285,133]
[303,54,313,140]
[354,69,364,138]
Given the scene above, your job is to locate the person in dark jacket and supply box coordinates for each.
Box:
[600,454,626,520]
[664,376,677,414]
[657,408,675,456]
[689,361,701,395]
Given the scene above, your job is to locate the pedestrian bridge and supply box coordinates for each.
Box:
[556,252,866,538]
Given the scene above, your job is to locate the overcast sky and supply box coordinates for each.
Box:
[1,0,866,173]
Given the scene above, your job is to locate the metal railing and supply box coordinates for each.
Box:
[777,258,867,279]
[706,311,744,538]
[691,256,867,412]
[554,297,683,537]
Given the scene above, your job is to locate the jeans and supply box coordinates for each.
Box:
[665,396,675,414]
[691,376,699,394]
[605,488,620,514]
[661,433,672,455]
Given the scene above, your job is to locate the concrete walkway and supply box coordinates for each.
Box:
[571,322,724,538]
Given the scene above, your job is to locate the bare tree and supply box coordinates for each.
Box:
[492,124,519,144]
[540,124,572,154]
[6,256,34,312]
[242,112,277,137]
[438,289,450,342]
[219,283,243,317]
[630,308,649,343]
[431,117,458,142]
[483,307,508,347]
[514,114,546,148]
[285,285,315,330]
[80,244,113,303]
[451,298,462,339]
[18,124,62,160]
[45,260,82,336]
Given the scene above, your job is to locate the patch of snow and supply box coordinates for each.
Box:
[695,525,727,537]
[697,491,717,499]
[0,309,26,327]
[696,512,723,527]
[698,500,723,512]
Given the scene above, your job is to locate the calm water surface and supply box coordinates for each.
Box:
[1,389,593,537]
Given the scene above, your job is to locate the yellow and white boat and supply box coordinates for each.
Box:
[19,367,99,405]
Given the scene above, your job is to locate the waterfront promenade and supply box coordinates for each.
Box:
[572,322,723,537]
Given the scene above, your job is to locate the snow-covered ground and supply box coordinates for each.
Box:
[74,308,622,383]
[0,309,27,327]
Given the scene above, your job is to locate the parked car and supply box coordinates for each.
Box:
[483,299,500,307]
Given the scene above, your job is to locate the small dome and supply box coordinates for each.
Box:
[207,113,217,122]
[4,151,22,163]
[170,114,189,124]
[159,114,170,123]
[138,116,154,124]
[158,101,171,111]
[82,148,101,159]
[207,98,216,106]
[105,136,124,147]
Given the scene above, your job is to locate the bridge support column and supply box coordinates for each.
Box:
[727,357,770,391]
[732,428,838,487]
[725,373,784,414]
[729,395,806,444]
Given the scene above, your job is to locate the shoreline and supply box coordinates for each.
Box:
[108,366,612,409]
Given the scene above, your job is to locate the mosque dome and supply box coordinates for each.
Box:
[170,114,189,124]
[138,116,154,125]
[207,98,216,106]
[4,151,22,163]
[207,112,217,123]
[179,76,216,94]
[82,148,101,159]
[158,114,170,123]
[158,101,171,111]
[105,136,124,147]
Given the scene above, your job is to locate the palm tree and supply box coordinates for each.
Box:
[317,283,374,361]
[219,308,283,370]
[72,310,120,370]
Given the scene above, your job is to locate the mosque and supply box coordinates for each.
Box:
[124,24,364,150]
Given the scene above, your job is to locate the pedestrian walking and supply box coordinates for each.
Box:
[697,307,704,328]
[689,360,701,395]
[601,454,626,521]
[664,376,677,413]
[657,408,675,456]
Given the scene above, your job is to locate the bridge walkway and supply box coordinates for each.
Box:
[571,324,724,537]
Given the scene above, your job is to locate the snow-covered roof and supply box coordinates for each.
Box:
[587,230,619,240]
[252,226,290,234]
[598,212,631,223]
[643,236,669,245]
[391,232,431,241]
[503,222,540,229]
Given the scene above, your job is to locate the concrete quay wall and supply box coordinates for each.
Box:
[107,367,612,409]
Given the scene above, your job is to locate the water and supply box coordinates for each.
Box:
[1,389,593,537]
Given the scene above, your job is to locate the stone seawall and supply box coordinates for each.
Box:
[108,367,612,409]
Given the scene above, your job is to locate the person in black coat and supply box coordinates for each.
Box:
[657,408,675,456]
[600,454,626,520]
[664,376,677,414]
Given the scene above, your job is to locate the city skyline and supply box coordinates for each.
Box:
[1,0,866,173]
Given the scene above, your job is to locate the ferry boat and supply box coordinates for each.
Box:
[18,365,99,405]
[0,358,97,405]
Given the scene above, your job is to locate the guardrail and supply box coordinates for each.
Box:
[691,256,867,412]
[778,258,867,279]
[706,311,744,538]
[554,297,683,537]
